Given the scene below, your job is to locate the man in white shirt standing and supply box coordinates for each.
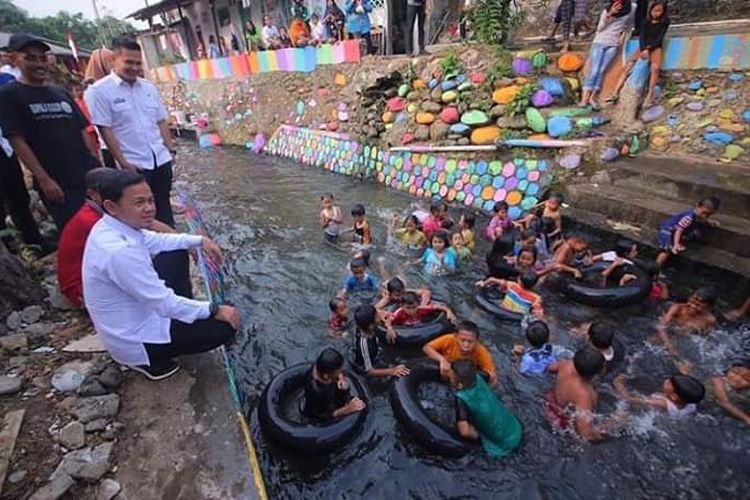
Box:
[86,35,191,297]
[83,170,240,380]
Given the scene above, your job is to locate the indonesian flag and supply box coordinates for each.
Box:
[68,33,79,62]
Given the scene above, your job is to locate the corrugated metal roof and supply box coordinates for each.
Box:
[0,33,93,57]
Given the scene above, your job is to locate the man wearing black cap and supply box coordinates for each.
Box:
[0,34,100,231]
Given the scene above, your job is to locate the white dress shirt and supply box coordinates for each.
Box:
[82,214,211,366]
[86,72,172,170]
[262,25,280,46]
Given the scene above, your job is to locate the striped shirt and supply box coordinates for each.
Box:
[501,282,542,315]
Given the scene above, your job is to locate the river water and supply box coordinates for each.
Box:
[174,143,749,500]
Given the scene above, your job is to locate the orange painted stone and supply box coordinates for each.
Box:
[334,73,347,85]
[382,111,395,123]
[416,112,436,125]
[506,190,523,205]
[558,53,584,72]
[528,133,551,140]
[470,126,501,145]
[413,79,427,90]
[492,85,520,105]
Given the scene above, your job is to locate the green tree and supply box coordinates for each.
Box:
[0,0,135,50]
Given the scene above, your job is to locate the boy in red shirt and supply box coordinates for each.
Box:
[389,291,456,326]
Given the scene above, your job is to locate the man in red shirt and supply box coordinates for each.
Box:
[389,291,456,327]
[57,168,175,307]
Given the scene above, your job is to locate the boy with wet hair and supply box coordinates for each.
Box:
[547,348,623,441]
[353,304,409,377]
[373,276,431,311]
[303,347,366,420]
[512,320,569,375]
[710,365,750,425]
[451,359,522,458]
[424,321,497,387]
[586,321,625,372]
[656,196,721,267]
[389,291,456,326]
[550,232,589,279]
[348,203,372,245]
[339,257,380,296]
[614,373,705,418]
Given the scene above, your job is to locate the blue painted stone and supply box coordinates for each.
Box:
[508,206,522,220]
[395,112,407,123]
[539,77,565,97]
[686,102,704,112]
[428,78,439,89]
[600,147,619,161]
[703,132,734,146]
[449,123,471,136]
[723,90,738,101]
[687,79,703,91]
[642,105,665,123]
[441,79,458,91]
[729,73,743,82]
[456,74,468,84]
[547,116,573,138]
[743,110,750,123]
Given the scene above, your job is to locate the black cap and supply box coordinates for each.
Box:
[3,34,51,52]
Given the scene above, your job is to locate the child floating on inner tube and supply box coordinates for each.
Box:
[656,196,720,268]
[512,320,570,376]
[389,291,456,327]
[475,271,545,320]
[614,373,705,418]
[589,238,638,285]
[423,321,497,387]
[373,277,431,311]
[303,348,366,421]
[549,233,589,279]
[451,359,522,459]
[352,304,410,378]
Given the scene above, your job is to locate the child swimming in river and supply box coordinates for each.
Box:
[303,348,366,421]
[328,297,350,338]
[459,212,476,252]
[485,201,515,240]
[451,359,522,458]
[392,214,427,252]
[656,196,720,267]
[339,257,380,296]
[449,231,473,265]
[348,204,372,245]
[373,277,432,311]
[656,287,717,371]
[320,193,343,244]
[550,233,589,279]
[512,320,569,375]
[416,230,457,275]
[614,373,705,418]
[390,291,456,326]
[710,365,750,425]
[353,304,410,377]
[475,271,544,319]
[520,193,565,241]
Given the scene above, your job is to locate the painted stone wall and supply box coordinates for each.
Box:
[266,125,551,216]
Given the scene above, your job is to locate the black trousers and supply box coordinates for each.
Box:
[144,316,235,366]
[406,4,426,54]
[140,161,175,227]
[38,184,86,232]
[101,148,117,169]
[0,154,44,246]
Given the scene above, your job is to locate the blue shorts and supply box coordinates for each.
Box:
[658,228,673,250]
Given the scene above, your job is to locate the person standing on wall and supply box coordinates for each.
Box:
[85,36,192,298]
[345,0,374,55]
[0,34,100,231]
[406,0,427,55]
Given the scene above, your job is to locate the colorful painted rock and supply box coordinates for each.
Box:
[398,84,409,97]
[719,109,734,120]
[547,116,573,138]
[492,85,520,105]
[421,101,442,113]
[559,154,581,169]
[531,90,553,108]
[470,72,486,84]
[641,105,665,123]
[428,78,439,89]
[531,51,548,69]
[327,121,339,131]
[334,73,347,85]
[416,112,436,125]
[703,131,734,145]
[558,53,584,72]
[512,57,533,76]
[686,101,704,112]
[442,79,458,91]
[458,82,471,91]
[743,110,750,123]
[461,110,490,126]
[382,111,395,123]
[401,132,415,144]
[723,144,744,160]
[449,123,472,136]
[687,79,703,91]
[539,77,565,97]
[564,77,580,91]
[413,79,427,90]
[440,107,460,124]
[395,112,407,123]
[525,108,547,133]
[338,111,349,122]
[470,126,501,145]
[601,147,619,161]
[387,97,406,112]
[442,91,458,103]
[407,103,418,114]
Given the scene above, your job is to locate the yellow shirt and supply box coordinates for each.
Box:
[462,228,475,252]
[395,228,427,249]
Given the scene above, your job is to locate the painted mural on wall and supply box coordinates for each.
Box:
[266,125,551,218]
[625,33,750,71]
[150,40,362,82]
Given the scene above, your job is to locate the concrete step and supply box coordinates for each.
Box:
[606,153,750,216]
[566,183,750,258]
[564,206,750,286]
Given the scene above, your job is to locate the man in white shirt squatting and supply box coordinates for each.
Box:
[82,170,240,380]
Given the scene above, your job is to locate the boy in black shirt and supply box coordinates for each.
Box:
[302,348,365,421]
[352,304,410,378]
[0,34,99,230]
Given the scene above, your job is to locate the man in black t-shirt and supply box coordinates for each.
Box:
[0,34,99,230]
[302,348,365,421]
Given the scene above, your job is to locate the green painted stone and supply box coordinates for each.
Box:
[723,144,744,160]
[456,191,466,202]
[470,174,479,184]
[458,82,471,91]
[531,51,548,69]
[489,161,502,175]
[479,174,491,186]
[398,84,409,97]
[525,107,547,133]
[461,110,490,126]
[446,174,455,186]
[445,160,457,173]
[431,182,440,194]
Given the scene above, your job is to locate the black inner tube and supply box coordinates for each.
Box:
[561,260,652,307]
[377,311,453,348]
[390,359,477,457]
[258,363,369,453]
[475,285,525,322]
